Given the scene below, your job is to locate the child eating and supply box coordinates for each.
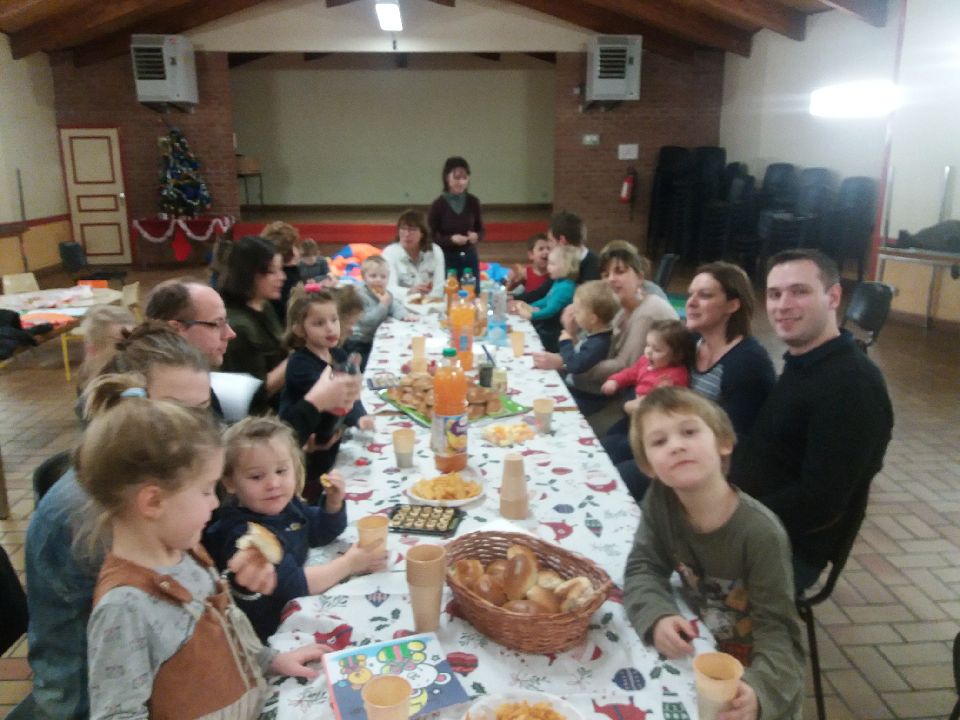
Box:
[623,387,804,720]
[204,416,387,642]
[507,232,551,302]
[557,280,619,389]
[513,244,579,352]
[344,255,416,369]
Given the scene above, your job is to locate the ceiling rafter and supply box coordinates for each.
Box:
[821,0,886,28]
[0,0,90,34]
[70,0,270,67]
[503,0,701,63]
[9,0,193,59]
[679,0,806,41]
[228,51,272,68]
[579,0,752,56]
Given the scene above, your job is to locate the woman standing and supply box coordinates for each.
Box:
[220,235,288,407]
[381,209,445,300]
[533,241,677,421]
[428,156,484,290]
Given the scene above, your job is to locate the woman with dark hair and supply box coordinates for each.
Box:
[533,240,677,422]
[603,261,776,502]
[381,209,445,301]
[427,156,484,288]
[220,235,288,404]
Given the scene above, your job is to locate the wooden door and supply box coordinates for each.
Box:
[59,127,131,264]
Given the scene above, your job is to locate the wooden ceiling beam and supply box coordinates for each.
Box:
[9,0,192,59]
[0,0,89,35]
[71,0,269,67]
[474,52,501,62]
[821,0,887,27]
[228,52,272,68]
[303,52,329,62]
[678,0,806,41]
[580,0,752,56]
[526,52,557,64]
[502,0,700,63]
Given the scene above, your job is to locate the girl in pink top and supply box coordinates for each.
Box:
[601,319,695,415]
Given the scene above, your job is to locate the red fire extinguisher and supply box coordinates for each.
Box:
[620,167,638,204]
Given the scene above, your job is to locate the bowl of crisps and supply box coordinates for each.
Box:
[464,690,583,720]
[408,468,484,507]
[481,422,536,447]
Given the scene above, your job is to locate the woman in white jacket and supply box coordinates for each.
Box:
[381,209,445,301]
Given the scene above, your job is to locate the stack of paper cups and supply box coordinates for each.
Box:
[405,544,447,632]
[499,452,529,519]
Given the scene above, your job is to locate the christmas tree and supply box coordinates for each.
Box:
[158,127,212,217]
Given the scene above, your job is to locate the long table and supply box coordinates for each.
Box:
[266,316,707,720]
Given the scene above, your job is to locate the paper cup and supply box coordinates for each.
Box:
[532,397,555,434]
[411,336,426,359]
[500,453,528,520]
[362,675,412,720]
[406,544,446,632]
[693,652,744,720]
[357,515,389,550]
[509,330,525,358]
[392,428,416,468]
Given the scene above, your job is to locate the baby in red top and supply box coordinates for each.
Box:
[601,319,695,415]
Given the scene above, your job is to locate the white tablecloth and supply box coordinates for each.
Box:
[266,316,707,720]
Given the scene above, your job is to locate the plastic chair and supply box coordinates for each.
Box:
[842,281,895,352]
[58,241,127,286]
[2,272,39,294]
[756,162,798,213]
[653,253,679,291]
[820,177,878,282]
[648,146,695,258]
[796,477,873,720]
[32,449,72,503]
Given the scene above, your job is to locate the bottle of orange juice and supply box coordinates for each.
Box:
[432,347,468,472]
[449,290,475,371]
[444,269,460,316]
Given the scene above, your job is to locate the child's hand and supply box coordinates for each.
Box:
[322,471,346,513]
[357,415,376,431]
[652,615,696,658]
[305,366,361,413]
[344,541,388,576]
[623,398,640,414]
[270,643,332,680]
[716,681,759,720]
[601,379,619,396]
[559,330,571,342]
[227,548,277,596]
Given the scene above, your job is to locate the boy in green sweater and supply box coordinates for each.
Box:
[623,387,804,720]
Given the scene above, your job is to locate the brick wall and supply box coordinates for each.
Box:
[51,51,240,224]
[553,51,724,256]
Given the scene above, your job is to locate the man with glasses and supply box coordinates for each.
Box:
[146,279,236,368]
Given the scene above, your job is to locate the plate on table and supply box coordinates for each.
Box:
[407,466,485,507]
[464,689,584,720]
[379,388,529,428]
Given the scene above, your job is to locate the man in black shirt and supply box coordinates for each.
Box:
[730,249,893,591]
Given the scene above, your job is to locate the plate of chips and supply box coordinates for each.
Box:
[480,421,536,447]
[464,690,583,720]
[407,468,484,507]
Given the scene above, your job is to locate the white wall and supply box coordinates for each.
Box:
[719,7,900,184]
[231,54,555,205]
[887,0,960,233]
[0,34,67,222]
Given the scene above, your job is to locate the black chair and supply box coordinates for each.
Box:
[842,281,895,352]
[689,147,727,262]
[796,477,873,720]
[820,177,878,282]
[648,146,695,258]
[58,241,127,286]
[0,545,28,655]
[950,629,959,720]
[756,162,798,213]
[653,253,679,291]
[33,449,72,503]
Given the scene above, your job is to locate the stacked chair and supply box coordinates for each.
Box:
[647,147,695,259]
[756,167,835,270]
[819,177,878,282]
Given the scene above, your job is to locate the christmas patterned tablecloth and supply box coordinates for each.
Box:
[265,317,708,720]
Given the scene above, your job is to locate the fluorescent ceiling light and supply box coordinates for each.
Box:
[376,1,402,32]
[809,80,901,118]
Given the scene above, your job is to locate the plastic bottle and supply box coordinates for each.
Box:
[444,269,460,316]
[432,347,468,472]
[486,286,509,346]
[449,290,476,371]
[461,263,477,302]
[330,351,362,429]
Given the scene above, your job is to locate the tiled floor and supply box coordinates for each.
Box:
[1,266,958,718]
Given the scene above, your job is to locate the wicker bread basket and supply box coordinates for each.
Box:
[444,531,613,654]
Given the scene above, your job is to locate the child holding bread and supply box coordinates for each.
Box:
[203,416,387,642]
[622,387,804,720]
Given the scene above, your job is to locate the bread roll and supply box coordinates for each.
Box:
[473,574,508,606]
[504,553,538,600]
[555,576,595,612]
[486,559,509,584]
[536,569,564,590]
[452,558,484,588]
[502,600,542,615]
[235,522,283,564]
[526,585,561,614]
[505,544,538,569]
